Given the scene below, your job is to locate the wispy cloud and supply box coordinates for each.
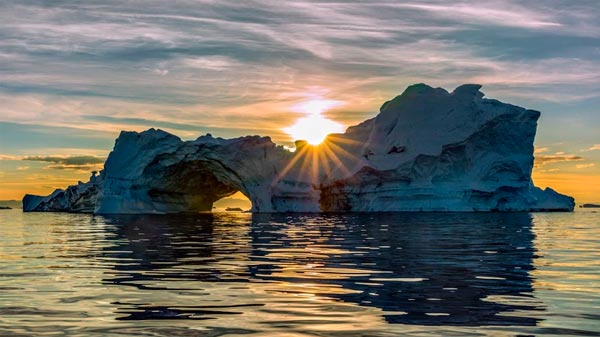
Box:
[576,163,596,169]
[391,2,561,29]
[1,0,597,108]
[22,155,105,171]
[536,168,561,173]
[23,155,105,165]
[0,154,21,161]
[534,154,584,167]
[0,0,598,153]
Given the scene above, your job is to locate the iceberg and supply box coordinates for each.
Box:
[23,171,102,213]
[23,84,575,213]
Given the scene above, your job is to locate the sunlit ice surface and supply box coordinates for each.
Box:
[284,98,345,145]
[1,210,599,336]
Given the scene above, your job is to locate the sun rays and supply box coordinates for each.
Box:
[277,97,368,187]
[273,135,366,189]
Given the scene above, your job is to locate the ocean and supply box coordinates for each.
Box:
[1,209,599,336]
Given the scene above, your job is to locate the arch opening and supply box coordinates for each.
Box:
[142,159,253,213]
[213,191,252,212]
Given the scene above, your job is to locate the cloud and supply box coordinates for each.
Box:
[589,144,600,151]
[534,154,584,167]
[0,0,598,148]
[43,164,102,171]
[537,168,561,173]
[22,155,105,170]
[0,122,116,152]
[182,56,240,70]
[83,115,289,140]
[534,147,549,154]
[392,2,561,29]
[1,1,598,100]
[576,163,596,169]
[23,155,105,165]
[0,154,22,160]
[16,166,29,171]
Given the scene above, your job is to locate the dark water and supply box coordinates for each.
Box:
[1,210,599,336]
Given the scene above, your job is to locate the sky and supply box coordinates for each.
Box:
[0,0,599,202]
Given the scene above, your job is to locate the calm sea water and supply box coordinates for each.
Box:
[1,210,599,337]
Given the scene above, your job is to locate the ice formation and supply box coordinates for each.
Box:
[23,171,102,212]
[23,84,575,213]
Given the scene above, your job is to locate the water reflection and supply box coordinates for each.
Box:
[102,213,243,286]
[251,213,542,326]
[99,213,257,321]
[98,212,543,326]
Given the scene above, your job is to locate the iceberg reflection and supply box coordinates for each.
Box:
[99,212,543,326]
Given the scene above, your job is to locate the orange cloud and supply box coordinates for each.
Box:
[534,154,583,168]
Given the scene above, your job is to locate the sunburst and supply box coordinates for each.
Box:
[277,98,367,189]
[275,136,365,187]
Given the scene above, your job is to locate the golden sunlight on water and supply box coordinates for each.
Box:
[1,210,599,336]
[530,211,600,335]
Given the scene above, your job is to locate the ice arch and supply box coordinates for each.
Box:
[94,130,297,214]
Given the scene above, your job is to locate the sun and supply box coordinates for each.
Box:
[284,114,344,145]
[284,99,345,145]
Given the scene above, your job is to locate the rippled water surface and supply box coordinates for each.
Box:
[1,210,599,336]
